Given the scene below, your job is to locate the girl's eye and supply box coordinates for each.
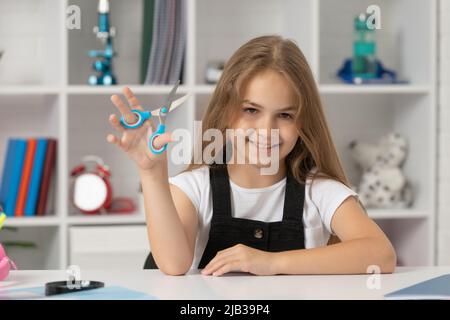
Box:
[243,107,258,115]
[279,113,293,119]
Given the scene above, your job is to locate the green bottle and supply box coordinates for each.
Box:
[352,13,377,79]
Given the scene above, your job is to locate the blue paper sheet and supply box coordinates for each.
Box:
[385,274,450,300]
[0,285,157,300]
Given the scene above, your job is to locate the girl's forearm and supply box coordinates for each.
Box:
[273,237,397,275]
[140,167,193,275]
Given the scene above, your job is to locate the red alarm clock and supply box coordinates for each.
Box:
[70,155,135,215]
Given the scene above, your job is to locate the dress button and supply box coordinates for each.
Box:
[253,228,264,239]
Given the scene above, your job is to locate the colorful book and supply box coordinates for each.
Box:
[24,139,48,216]
[4,139,27,216]
[44,165,56,216]
[0,139,16,209]
[36,139,57,216]
[15,139,37,217]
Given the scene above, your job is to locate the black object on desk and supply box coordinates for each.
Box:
[45,280,105,296]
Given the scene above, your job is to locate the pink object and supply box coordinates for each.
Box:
[0,243,17,281]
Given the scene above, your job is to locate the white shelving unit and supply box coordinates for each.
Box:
[0,0,437,269]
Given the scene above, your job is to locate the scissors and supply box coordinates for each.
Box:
[119,81,188,154]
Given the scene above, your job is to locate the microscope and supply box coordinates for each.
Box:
[88,0,117,85]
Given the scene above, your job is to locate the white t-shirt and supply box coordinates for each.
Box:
[168,165,358,269]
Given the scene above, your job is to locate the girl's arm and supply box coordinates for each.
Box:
[273,196,397,274]
[107,87,198,276]
[140,167,198,276]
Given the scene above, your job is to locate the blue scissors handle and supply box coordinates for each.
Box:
[119,109,151,129]
[119,80,180,155]
[149,106,170,154]
[149,124,167,154]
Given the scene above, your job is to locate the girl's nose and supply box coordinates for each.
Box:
[258,115,277,132]
[254,116,279,143]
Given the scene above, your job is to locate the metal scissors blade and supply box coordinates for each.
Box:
[164,80,180,112]
[150,93,189,116]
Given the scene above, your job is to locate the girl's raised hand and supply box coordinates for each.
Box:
[107,87,173,173]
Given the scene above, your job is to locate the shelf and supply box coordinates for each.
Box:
[0,84,430,97]
[0,0,437,269]
[1,215,147,227]
[67,85,191,95]
[0,86,61,95]
[67,214,146,225]
[322,93,434,213]
[0,225,60,269]
[319,85,432,94]
[319,0,434,86]
[368,209,429,220]
[0,95,60,141]
[2,216,62,227]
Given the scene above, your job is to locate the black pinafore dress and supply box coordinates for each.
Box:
[144,164,306,270]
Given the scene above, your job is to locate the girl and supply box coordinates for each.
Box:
[107,35,396,276]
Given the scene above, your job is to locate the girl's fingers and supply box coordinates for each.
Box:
[111,94,137,124]
[204,249,235,271]
[147,130,174,151]
[109,114,125,133]
[123,87,143,111]
[202,254,230,275]
[203,257,238,276]
[212,261,239,276]
[202,245,242,275]
[106,134,123,148]
[202,259,224,275]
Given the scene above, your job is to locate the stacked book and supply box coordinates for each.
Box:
[0,138,57,217]
[141,0,186,85]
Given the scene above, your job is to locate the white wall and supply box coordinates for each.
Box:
[438,0,450,265]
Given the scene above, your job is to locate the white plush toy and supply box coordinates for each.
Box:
[349,133,413,209]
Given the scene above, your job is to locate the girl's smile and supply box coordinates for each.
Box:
[246,135,281,156]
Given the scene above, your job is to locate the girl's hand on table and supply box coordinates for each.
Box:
[201,244,278,276]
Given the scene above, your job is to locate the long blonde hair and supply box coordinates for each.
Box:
[185,35,349,187]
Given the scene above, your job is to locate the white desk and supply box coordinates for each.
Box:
[1,267,449,300]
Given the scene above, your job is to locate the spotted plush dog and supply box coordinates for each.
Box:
[349,133,413,209]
